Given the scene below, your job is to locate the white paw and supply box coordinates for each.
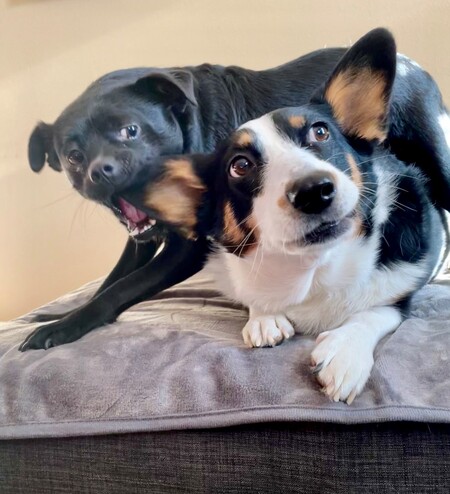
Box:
[242,314,295,348]
[310,327,374,404]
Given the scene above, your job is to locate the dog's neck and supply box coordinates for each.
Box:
[218,245,332,313]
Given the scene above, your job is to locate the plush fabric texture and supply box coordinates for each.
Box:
[0,272,449,440]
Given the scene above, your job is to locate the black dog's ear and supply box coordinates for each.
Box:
[313,28,396,143]
[133,69,198,108]
[28,122,62,172]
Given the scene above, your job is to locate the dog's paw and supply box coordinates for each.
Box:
[242,314,295,348]
[310,327,374,404]
[18,323,70,351]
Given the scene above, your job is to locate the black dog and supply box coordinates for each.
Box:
[20,28,450,350]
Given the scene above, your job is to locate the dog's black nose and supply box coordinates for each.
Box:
[88,161,121,185]
[287,172,336,214]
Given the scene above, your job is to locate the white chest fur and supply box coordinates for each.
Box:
[205,234,427,336]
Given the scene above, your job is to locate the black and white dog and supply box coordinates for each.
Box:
[21,28,450,351]
[116,29,449,403]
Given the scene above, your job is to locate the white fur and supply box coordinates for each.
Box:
[243,115,359,254]
[396,54,422,78]
[438,113,450,148]
[205,115,436,404]
[311,306,402,404]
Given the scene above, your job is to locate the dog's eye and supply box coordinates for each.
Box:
[308,123,330,143]
[229,156,254,178]
[120,125,140,140]
[67,150,84,166]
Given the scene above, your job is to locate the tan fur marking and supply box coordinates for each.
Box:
[325,69,387,142]
[235,130,253,147]
[277,195,291,210]
[346,154,363,190]
[144,159,205,238]
[244,214,260,254]
[222,203,260,256]
[353,215,366,238]
[288,115,306,129]
[223,201,246,246]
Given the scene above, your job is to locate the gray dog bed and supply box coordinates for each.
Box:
[1,271,449,440]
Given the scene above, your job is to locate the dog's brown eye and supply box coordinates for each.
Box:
[120,125,140,140]
[67,150,84,166]
[308,123,330,143]
[229,156,254,178]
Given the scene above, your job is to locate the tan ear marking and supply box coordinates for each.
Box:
[144,158,205,237]
[325,68,388,142]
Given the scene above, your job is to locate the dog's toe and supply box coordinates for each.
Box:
[310,327,374,404]
[242,314,294,348]
[19,324,66,352]
[44,338,54,350]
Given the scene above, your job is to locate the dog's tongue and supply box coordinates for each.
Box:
[117,197,148,223]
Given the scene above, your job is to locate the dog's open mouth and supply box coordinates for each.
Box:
[112,197,156,237]
[303,216,353,245]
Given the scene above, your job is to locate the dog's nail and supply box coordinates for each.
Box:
[346,390,357,405]
[311,362,324,375]
[44,338,54,350]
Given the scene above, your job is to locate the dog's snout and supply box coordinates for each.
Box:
[89,160,121,185]
[287,172,336,214]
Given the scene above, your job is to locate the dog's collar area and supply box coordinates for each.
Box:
[112,197,156,237]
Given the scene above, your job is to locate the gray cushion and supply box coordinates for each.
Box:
[0,272,450,440]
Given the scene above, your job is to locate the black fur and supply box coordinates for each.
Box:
[21,28,450,350]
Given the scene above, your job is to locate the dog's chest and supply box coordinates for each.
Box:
[205,237,427,334]
[206,238,372,310]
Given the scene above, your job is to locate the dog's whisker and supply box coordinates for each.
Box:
[234,223,260,257]
[40,191,76,209]
[68,197,86,240]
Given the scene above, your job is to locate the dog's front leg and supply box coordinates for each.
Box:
[29,238,159,323]
[242,306,295,348]
[19,234,209,351]
[310,306,403,404]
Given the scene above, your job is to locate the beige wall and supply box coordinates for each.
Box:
[2,0,450,320]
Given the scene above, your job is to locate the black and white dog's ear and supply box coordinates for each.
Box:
[123,153,216,239]
[313,28,396,143]
[28,122,61,172]
[133,69,198,108]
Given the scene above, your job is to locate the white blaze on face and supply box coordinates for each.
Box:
[239,115,360,254]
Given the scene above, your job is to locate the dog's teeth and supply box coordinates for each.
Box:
[128,219,156,237]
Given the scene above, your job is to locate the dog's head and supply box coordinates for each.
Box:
[124,28,396,254]
[28,68,198,241]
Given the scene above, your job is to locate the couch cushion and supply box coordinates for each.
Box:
[1,272,449,439]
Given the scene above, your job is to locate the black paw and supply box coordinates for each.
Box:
[19,322,73,351]
[18,310,105,351]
